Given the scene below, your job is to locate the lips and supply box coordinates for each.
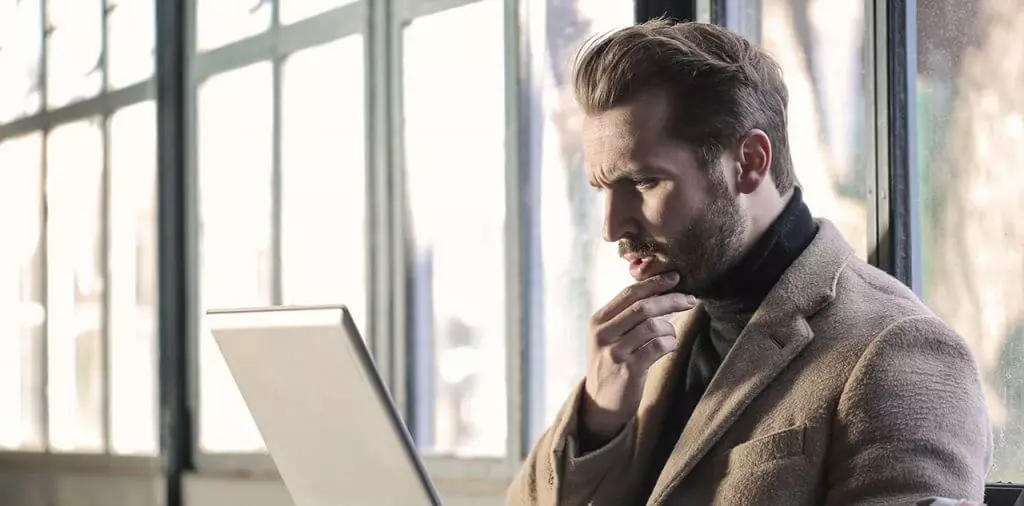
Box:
[626,254,665,280]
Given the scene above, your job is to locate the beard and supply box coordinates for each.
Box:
[618,174,748,296]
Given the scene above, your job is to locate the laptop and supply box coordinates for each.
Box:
[206,305,442,506]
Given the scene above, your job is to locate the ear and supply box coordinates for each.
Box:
[736,129,772,194]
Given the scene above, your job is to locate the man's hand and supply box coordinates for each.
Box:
[580,271,696,446]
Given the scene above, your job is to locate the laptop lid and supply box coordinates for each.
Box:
[206,305,440,506]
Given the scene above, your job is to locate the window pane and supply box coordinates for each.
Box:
[280,36,367,330]
[197,0,272,52]
[917,0,1024,482]
[197,63,273,453]
[403,0,506,457]
[534,0,636,439]
[0,0,43,122]
[46,0,103,108]
[0,133,45,451]
[108,102,158,455]
[46,120,105,453]
[280,0,356,25]
[107,0,155,88]
[729,0,872,259]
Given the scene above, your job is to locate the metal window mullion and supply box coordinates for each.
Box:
[882,0,919,292]
[367,0,395,390]
[191,3,365,82]
[866,0,883,268]
[38,0,51,454]
[100,0,113,455]
[184,0,205,476]
[387,3,411,424]
[0,81,153,140]
[156,0,194,504]
[271,1,283,307]
[502,0,528,466]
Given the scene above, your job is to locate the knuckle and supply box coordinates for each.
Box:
[632,301,655,319]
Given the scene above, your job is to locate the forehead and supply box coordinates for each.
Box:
[581,91,699,181]
[582,91,670,157]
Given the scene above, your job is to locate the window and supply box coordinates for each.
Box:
[725,0,874,259]
[107,0,156,89]
[108,102,159,455]
[46,0,103,108]
[191,2,367,458]
[0,133,45,452]
[197,63,274,454]
[280,0,358,25]
[0,0,43,122]
[46,119,106,452]
[196,0,272,52]
[533,0,637,440]
[403,0,508,458]
[916,0,1024,482]
[280,35,367,327]
[0,0,158,457]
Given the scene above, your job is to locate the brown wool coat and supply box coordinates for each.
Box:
[508,220,993,505]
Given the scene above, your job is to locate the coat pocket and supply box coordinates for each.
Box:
[723,424,806,473]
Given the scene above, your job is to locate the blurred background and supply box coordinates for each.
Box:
[0,0,1020,504]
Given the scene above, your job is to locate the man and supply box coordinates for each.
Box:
[508,20,992,505]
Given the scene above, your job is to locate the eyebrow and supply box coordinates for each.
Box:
[588,166,660,189]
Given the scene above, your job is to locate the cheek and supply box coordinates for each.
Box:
[642,182,697,236]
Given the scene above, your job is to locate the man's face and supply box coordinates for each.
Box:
[583,91,749,295]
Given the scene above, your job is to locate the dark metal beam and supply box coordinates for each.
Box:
[884,0,921,292]
[155,0,193,503]
[636,0,697,23]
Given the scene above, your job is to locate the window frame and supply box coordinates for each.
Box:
[182,0,373,475]
[0,0,161,473]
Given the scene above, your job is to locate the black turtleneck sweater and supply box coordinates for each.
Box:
[640,186,818,499]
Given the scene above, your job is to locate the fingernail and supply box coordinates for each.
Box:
[686,295,696,305]
[665,272,679,282]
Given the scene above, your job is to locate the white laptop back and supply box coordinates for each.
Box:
[206,306,440,506]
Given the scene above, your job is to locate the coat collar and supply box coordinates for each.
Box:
[638,219,855,504]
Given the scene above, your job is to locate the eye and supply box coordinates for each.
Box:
[634,178,659,190]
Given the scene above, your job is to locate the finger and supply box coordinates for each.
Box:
[629,335,678,372]
[607,317,675,359]
[597,292,695,342]
[592,272,680,324]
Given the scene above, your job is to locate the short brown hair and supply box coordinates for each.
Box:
[573,19,794,193]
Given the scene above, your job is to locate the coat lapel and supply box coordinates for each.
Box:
[646,220,855,504]
[625,309,708,492]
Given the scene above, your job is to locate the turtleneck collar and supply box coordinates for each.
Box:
[702,186,817,303]
[700,186,818,357]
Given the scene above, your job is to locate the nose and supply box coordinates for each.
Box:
[602,190,638,243]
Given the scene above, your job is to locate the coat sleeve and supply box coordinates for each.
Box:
[506,381,637,506]
[825,315,993,505]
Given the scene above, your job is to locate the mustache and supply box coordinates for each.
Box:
[618,237,666,258]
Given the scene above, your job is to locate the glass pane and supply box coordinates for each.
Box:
[46,119,105,453]
[280,0,356,25]
[108,102,158,455]
[0,0,43,122]
[197,63,273,453]
[0,133,45,451]
[46,0,103,108]
[280,36,366,330]
[196,0,271,52]
[917,0,1024,482]
[729,0,872,259]
[107,0,155,88]
[403,0,506,458]
[534,0,636,439]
